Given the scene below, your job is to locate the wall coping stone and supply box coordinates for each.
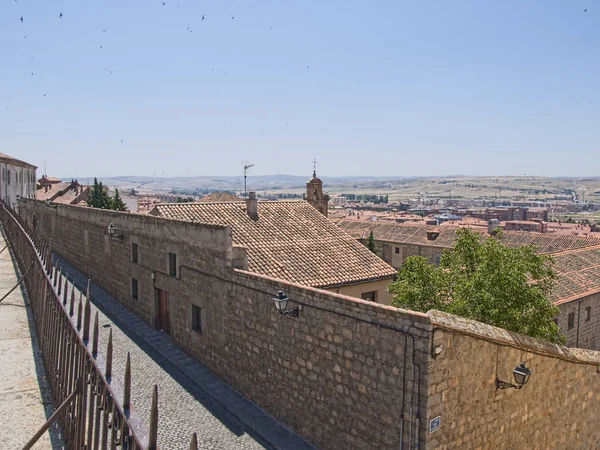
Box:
[429,309,600,364]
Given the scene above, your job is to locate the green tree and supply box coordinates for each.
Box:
[86,178,111,209]
[389,228,565,344]
[366,231,378,254]
[110,188,128,211]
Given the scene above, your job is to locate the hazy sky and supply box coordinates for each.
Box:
[1,1,598,178]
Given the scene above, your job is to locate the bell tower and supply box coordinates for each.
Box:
[305,159,329,217]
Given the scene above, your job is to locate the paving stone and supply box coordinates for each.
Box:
[55,256,316,450]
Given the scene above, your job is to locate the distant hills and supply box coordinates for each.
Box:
[73,175,416,194]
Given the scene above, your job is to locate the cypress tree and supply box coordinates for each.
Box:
[111,188,128,212]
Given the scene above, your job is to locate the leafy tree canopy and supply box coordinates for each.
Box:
[389,228,565,344]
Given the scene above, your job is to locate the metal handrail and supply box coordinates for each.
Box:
[0,203,158,450]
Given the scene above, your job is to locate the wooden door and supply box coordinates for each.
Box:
[157,289,170,334]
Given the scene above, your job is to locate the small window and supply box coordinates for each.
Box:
[131,243,138,263]
[361,291,377,302]
[568,312,575,330]
[395,247,400,254]
[168,253,177,277]
[131,278,139,300]
[585,307,592,322]
[192,304,202,333]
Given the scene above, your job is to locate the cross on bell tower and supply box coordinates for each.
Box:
[312,158,318,178]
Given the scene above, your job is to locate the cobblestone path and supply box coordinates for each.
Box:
[54,255,316,450]
[0,233,62,450]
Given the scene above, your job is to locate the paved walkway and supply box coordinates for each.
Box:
[54,255,316,450]
[0,234,62,449]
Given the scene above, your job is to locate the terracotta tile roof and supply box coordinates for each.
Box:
[336,220,600,254]
[52,188,79,204]
[551,245,600,304]
[36,182,72,201]
[197,192,241,203]
[150,201,396,288]
[38,176,62,183]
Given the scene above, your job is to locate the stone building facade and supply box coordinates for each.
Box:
[19,198,600,449]
[0,153,37,206]
[556,292,600,350]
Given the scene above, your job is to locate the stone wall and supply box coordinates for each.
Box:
[426,310,600,449]
[19,199,431,450]
[23,198,600,449]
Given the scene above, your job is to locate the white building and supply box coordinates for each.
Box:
[0,153,37,206]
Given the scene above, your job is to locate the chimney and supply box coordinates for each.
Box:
[246,192,258,219]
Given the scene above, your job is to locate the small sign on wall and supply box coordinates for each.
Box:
[429,416,441,433]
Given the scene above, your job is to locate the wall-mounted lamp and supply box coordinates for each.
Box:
[497,362,531,390]
[107,223,124,240]
[46,199,57,209]
[273,291,301,318]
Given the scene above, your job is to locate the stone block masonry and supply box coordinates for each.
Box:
[21,198,600,449]
[20,199,431,450]
[427,311,600,449]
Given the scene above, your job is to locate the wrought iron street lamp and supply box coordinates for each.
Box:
[107,223,124,240]
[497,362,531,390]
[273,291,301,318]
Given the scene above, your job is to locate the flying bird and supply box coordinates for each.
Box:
[202,15,205,21]
[121,140,124,143]
[31,72,34,75]
[44,94,46,97]
[20,16,23,23]
[59,12,63,18]
[232,16,235,19]
[103,29,106,32]
[585,9,587,12]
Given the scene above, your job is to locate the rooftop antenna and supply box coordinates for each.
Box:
[243,162,254,199]
[44,160,47,177]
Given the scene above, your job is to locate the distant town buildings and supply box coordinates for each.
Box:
[0,152,37,206]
